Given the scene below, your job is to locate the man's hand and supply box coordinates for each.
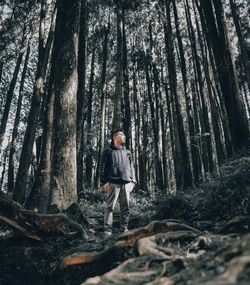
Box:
[103,182,112,193]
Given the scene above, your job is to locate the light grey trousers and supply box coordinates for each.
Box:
[104,182,134,231]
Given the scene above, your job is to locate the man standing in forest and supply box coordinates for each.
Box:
[100,129,136,237]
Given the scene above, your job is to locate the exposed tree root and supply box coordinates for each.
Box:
[82,255,185,285]
[204,255,250,285]
[0,215,41,241]
[16,210,88,240]
[0,192,88,240]
[59,220,200,269]
[80,233,250,285]
[137,230,198,258]
[218,215,250,233]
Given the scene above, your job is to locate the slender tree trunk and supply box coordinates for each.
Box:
[132,63,140,188]
[49,0,80,211]
[0,147,8,191]
[7,44,30,194]
[121,7,131,149]
[229,0,250,92]
[164,0,193,189]
[185,0,214,174]
[77,0,88,196]
[0,49,24,150]
[25,48,56,212]
[192,0,225,165]
[199,0,250,151]
[194,0,233,157]
[14,1,55,203]
[85,46,95,186]
[142,85,149,194]
[173,0,201,182]
[0,61,3,83]
[112,0,123,130]
[149,23,165,190]
[94,19,110,188]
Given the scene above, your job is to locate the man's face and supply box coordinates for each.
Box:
[114,131,126,145]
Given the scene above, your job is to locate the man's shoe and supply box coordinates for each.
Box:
[121,227,128,233]
[104,230,112,237]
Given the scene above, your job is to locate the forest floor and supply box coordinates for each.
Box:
[1,156,250,285]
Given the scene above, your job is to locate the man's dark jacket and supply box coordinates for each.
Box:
[100,144,136,185]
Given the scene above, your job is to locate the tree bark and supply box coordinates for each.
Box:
[7,44,31,194]
[121,7,131,149]
[94,19,110,188]
[163,0,193,189]
[173,0,201,182]
[112,0,123,130]
[85,46,96,186]
[0,49,24,151]
[14,1,55,203]
[229,0,250,94]
[25,47,56,212]
[77,0,88,196]
[199,0,250,151]
[49,0,80,211]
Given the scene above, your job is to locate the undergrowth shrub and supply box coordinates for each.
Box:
[154,157,250,222]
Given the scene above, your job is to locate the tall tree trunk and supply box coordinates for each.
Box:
[112,0,123,130]
[25,48,56,212]
[142,84,149,194]
[94,19,110,188]
[132,62,140,188]
[0,61,3,83]
[148,23,164,190]
[192,0,225,165]
[199,0,250,151]
[85,46,95,186]
[121,7,131,149]
[164,0,193,189]
[185,0,214,175]
[14,1,55,203]
[0,146,8,191]
[0,49,24,150]
[77,0,88,196]
[173,0,201,182]
[229,0,250,93]
[49,0,80,211]
[7,44,31,194]
[194,0,233,157]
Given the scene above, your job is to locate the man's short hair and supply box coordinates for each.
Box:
[111,129,124,138]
